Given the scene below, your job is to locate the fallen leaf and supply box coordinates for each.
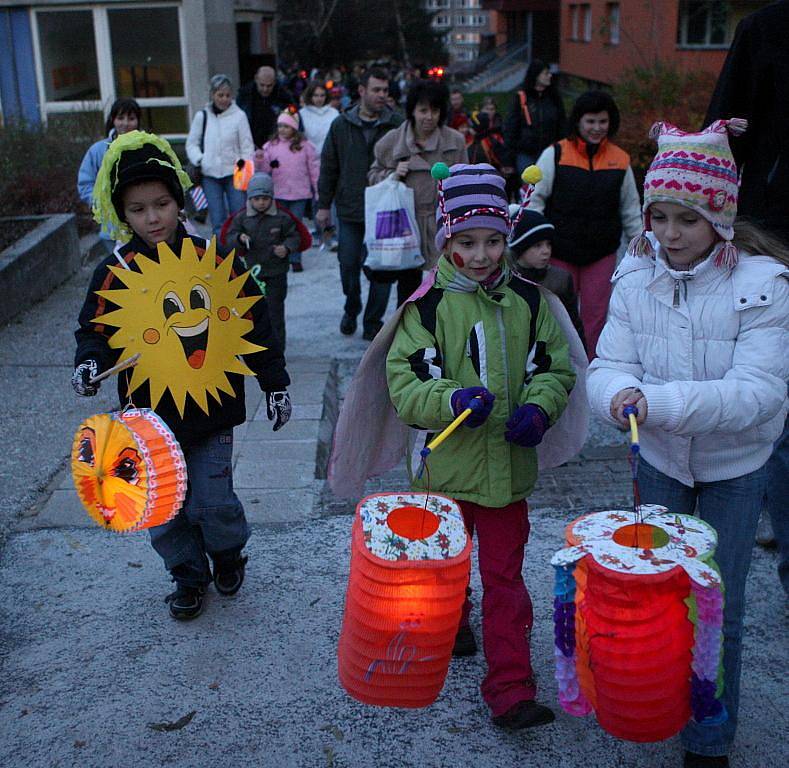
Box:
[127,562,143,568]
[147,710,196,732]
[309,596,321,607]
[208,682,219,690]
[74,740,87,748]
[323,746,335,767]
[319,724,344,741]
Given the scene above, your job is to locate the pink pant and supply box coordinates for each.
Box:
[458,499,535,716]
[552,253,617,360]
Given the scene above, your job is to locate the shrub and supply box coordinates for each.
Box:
[0,113,102,235]
[614,62,717,191]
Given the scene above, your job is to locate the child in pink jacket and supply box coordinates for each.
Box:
[256,111,319,271]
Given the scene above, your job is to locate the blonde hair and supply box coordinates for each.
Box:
[733,218,789,267]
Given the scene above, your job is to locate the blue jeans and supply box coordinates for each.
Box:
[637,458,768,757]
[764,416,789,595]
[336,218,391,333]
[149,429,250,587]
[276,198,309,264]
[203,175,246,237]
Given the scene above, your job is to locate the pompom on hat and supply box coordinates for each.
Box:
[93,130,191,242]
[630,118,747,268]
[433,162,511,251]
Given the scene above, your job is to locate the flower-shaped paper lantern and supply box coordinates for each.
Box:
[338,492,471,708]
[71,408,187,532]
[551,505,726,742]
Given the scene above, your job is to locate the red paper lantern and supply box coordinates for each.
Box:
[552,506,725,742]
[338,492,471,708]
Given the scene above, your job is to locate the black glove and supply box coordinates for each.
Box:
[266,391,292,431]
[72,359,100,397]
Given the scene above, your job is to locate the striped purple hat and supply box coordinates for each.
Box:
[434,163,510,251]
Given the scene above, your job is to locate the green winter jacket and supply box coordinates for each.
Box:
[386,257,575,507]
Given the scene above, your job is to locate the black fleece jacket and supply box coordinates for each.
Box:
[74,226,289,446]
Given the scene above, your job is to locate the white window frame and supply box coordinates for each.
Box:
[677,0,730,49]
[30,2,190,137]
[582,3,592,42]
[432,14,450,28]
[607,2,620,44]
[570,4,579,41]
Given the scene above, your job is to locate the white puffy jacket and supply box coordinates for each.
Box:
[588,234,788,486]
[185,102,254,180]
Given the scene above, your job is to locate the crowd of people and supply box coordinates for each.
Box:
[72,8,787,766]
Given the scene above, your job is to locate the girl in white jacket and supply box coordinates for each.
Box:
[186,74,254,236]
[588,119,788,768]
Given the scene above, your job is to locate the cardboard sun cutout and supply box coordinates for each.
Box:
[95,238,264,416]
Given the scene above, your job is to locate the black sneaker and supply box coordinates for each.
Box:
[213,553,248,596]
[492,700,555,730]
[164,584,205,620]
[340,314,357,335]
[684,753,729,768]
[452,625,478,657]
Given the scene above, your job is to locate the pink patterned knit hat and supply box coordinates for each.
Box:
[631,119,746,268]
[277,112,299,131]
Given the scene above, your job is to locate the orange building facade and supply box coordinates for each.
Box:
[559,0,769,85]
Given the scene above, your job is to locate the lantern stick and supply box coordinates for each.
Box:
[89,353,141,385]
[416,397,483,479]
[622,404,642,527]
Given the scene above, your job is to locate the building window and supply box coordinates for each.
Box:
[432,14,450,28]
[582,4,592,42]
[607,3,620,45]
[32,3,189,135]
[569,4,579,40]
[425,0,450,9]
[677,0,729,47]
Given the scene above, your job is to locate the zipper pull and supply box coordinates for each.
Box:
[673,280,680,308]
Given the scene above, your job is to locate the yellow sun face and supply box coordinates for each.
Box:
[95,238,264,416]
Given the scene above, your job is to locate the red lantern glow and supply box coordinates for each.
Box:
[338,493,471,708]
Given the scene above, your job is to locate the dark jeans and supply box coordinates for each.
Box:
[264,272,288,351]
[764,416,789,595]
[336,218,391,333]
[637,458,768,757]
[149,429,250,587]
[276,198,309,265]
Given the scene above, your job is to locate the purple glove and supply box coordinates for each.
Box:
[450,386,495,428]
[505,404,549,447]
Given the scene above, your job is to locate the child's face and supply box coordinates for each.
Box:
[649,202,718,266]
[122,181,179,248]
[447,228,506,282]
[517,239,552,270]
[113,111,139,135]
[250,194,273,213]
[277,124,295,140]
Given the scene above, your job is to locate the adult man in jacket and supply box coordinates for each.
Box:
[237,66,294,149]
[316,68,403,340]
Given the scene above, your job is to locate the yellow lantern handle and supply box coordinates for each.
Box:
[421,397,483,457]
[622,405,639,451]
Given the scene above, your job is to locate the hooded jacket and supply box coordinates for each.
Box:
[185,103,255,180]
[227,202,301,278]
[317,104,403,222]
[256,137,319,201]
[587,234,788,487]
[386,257,576,507]
[74,226,289,447]
[299,104,340,155]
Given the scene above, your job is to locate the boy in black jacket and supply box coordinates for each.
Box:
[72,131,291,620]
[227,172,301,350]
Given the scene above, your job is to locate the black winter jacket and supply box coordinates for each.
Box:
[74,226,289,447]
[237,81,295,148]
[704,0,789,245]
[227,205,300,278]
[317,105,403,222]
[503,90,565,166]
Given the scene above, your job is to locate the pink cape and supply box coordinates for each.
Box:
[328,269,590,499]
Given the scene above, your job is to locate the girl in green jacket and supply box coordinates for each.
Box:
[385,163,576,730]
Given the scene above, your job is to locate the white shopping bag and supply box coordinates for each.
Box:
[363,178,424,270]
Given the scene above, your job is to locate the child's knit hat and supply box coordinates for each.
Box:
[93,130,191,241]
[247,172,274,198]
[631,118,745,267]
[509,209,555,254]
[277,112,299,131]
[432,162,510,250]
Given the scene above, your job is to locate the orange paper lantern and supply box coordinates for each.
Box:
[338,492,471,708]
[233,159,253,191]
[71,408,187,532]
[552,506,725,743]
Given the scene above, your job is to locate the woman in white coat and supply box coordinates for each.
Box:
[186,74,254,236]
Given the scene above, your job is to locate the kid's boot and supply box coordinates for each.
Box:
[165,583,205,620]
[211,548,248,596]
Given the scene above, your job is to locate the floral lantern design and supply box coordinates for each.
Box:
[71,408,187,532]
[338,492,471,708]
[551,505,726,742]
